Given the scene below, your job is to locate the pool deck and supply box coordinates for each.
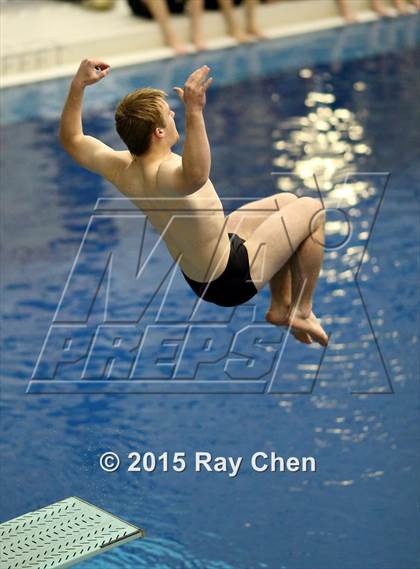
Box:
[0,0,409,87]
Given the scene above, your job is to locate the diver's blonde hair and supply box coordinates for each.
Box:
[115,88,167,156]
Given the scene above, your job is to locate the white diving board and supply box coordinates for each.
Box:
[0,496,144,568]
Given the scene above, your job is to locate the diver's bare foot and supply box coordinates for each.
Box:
[265,305,313,345]
[289,309,328,346]
[290,329,313,345]
[266,306,328,346]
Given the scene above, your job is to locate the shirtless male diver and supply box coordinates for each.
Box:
[59,59,328,346]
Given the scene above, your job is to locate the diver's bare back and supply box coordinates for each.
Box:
[59,59,230,283]
[116,150,230,282]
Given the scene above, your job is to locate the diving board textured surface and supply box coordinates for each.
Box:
[0,496,144,569]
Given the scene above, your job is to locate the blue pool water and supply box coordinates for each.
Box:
[1,16,419,569]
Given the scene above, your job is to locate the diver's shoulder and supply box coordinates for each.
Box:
[165,151,182,163]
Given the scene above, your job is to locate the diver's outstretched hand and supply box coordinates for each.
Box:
[173,65,213,111]
[72,59,110,88]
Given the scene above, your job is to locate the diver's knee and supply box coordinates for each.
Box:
[299,197,325,226]
[299,196,323,213]
[273,192,298,207]
[281,192,298,202]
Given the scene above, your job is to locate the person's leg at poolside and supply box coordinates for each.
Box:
[336,0,358,22]
[392,0,415,13]
[243,196,328,345]
[144,0,187,54]
[370,0,394,17]
[244,0,265,38]
[216,0,253,42]
[225,193,313,344]
[187,0,207,50]
[408,0,420,9]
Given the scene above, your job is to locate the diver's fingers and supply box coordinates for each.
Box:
[203,77,213,91]
[88,59,111,71]
[173,87,184,102]
[187,65,210,85]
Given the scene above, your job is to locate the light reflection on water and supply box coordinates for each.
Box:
[272,85,373,207]
[270,52,418,402]
[267,33,418,513]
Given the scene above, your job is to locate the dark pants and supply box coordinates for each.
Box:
[126,0,185,18]
[126,0,244,18]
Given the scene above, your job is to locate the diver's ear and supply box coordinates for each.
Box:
[154,127,165,139]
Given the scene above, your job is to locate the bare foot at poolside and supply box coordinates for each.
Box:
[341,6,359,23]
[167,36,188,55]
[372,2,395,17]
[229,28,255,43]
[344,13,359,23]
[266,306,328,346]
[394,0,415,13]
[193,37,208,51]
[172,44,188,55]
[246,26,267,40]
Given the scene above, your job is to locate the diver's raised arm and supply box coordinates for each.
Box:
[174,65,213,190]
[59,59,110,145]
[59,59,129,184]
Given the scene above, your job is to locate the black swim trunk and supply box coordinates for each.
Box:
[182,233,258,307]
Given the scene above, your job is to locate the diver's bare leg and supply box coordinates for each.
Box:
[226,192,322,344]
[245,197,328,345]
[289,214,325,313]
[268,263,291,320]
[284,216,326,344]
[225,193,313,344]
[267,262,313,344]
